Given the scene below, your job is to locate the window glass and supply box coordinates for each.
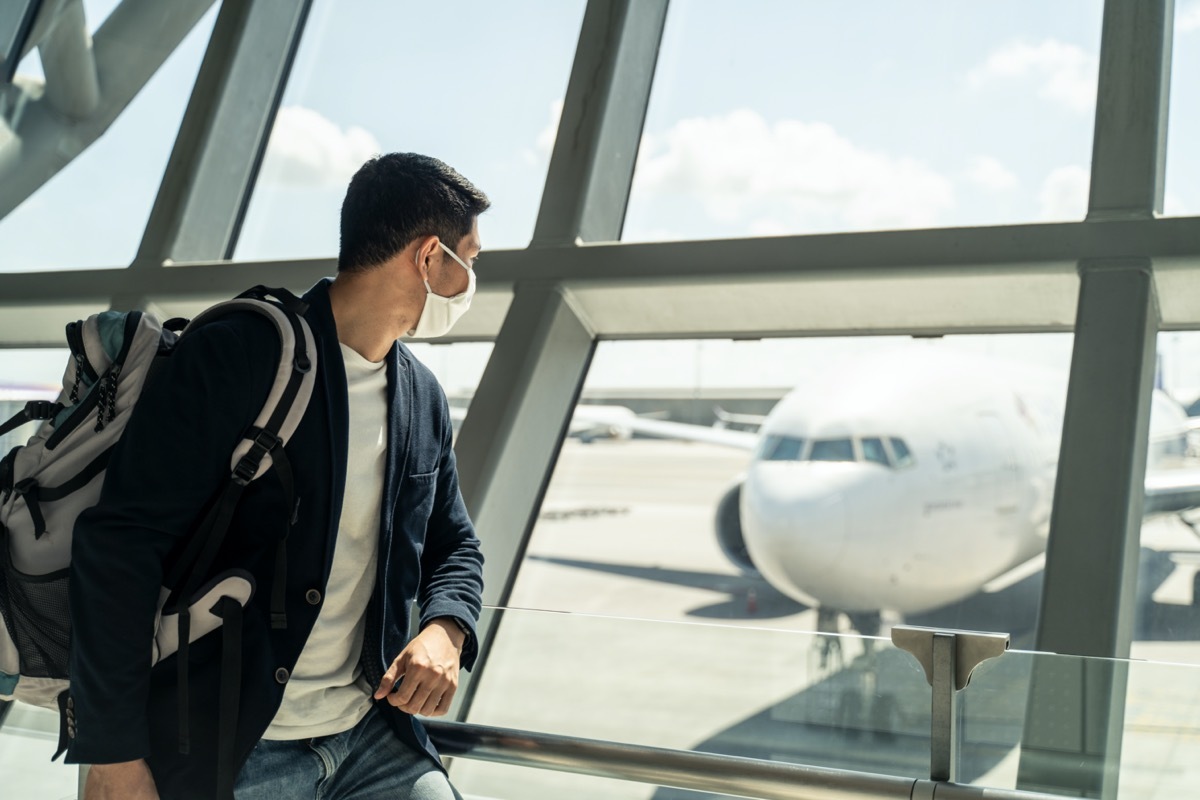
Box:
[1136,330,1200,665]
[503,333,1073,641]
[482,333,1090,786]
[0,349,66,453]
[1164,2,1200,216]
[862,436,891,466]
[0,2,219,271]
[809,438,855,462]
[234,0,586,261]
[890,437,915,466]
[759,434,804,462]
[625,1,1104,242]
[402,342,492,424]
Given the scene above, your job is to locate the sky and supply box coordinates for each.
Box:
[1,0,1199,397]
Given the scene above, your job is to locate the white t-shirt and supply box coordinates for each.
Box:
[264,343,388,739]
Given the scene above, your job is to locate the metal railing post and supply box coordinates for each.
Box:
[891,626,1010,785]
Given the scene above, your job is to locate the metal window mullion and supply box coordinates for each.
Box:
[1086,0,1174,219]
[1020,3,1174,797]
[6,216,1200,309]
[131,0,312,275]
[448,0,669,722]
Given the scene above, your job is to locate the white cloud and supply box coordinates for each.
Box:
[968,39,1098,112]
[522,99,564,167]
[537,99,563,156]
[1038,165,1090,220]
[259,106,380,188]
[963,156,1018,192]
[632,109,955,232]
[1180,3,1200,33]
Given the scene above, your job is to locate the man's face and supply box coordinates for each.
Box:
[429,217,482,298]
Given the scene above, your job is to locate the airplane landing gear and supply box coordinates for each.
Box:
[825,608,898,738]
[813,607,844,673]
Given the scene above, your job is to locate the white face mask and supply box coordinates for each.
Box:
[408,241,476,339]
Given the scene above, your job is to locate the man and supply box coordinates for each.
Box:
[66,153,488,799]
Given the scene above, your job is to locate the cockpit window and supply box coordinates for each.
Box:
[861,437,890,466]
[888,437,915,467]
[756,434,914,468]
[809,438,855,462]
[759,435,805,461]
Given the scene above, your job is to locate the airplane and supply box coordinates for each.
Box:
[598,343,1200,640]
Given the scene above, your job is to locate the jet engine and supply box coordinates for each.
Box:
[714,478,758,576]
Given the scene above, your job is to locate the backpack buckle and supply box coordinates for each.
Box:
[250,428,281,453]
[231,457,258,486]
[25,400,60,420]
[231,429,281,486]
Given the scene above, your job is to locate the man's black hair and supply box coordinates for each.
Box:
[338,153,490,272]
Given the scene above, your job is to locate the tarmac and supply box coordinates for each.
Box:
[5,439,1200,798]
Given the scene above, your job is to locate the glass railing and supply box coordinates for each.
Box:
[452,606,1200,799]
[4,608,1200,798]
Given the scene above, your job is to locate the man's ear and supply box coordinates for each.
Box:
[413,235,441,277]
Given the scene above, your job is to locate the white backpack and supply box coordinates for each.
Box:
[0,286,316,765]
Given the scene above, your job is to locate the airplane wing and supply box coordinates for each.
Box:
[713,407,768,430]
[1143,468,1200,515]
[446,403,760,450]
[583,411,760,450]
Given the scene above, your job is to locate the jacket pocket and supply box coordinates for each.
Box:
[399,471,438,540]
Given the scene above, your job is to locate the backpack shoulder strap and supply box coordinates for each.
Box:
[183,296,316,483]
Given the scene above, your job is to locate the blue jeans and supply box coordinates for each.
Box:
[234,706,462,800]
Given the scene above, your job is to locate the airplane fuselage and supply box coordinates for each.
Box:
[734,346,1179,615]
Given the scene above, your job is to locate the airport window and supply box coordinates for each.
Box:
[1134,330,1200,664]
[758,434,805,461]
[861,436,891,466]
[809,438,855,462]
[234,0,585,260]
[1163,1,1200,217]
[0,349,68,453]
[888,437,915,467]
[403,342,493,424]
[624,0,1104,243]
[491,334,1083,785]
[0,4,219,272]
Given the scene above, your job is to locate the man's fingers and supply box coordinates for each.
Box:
[424,684,456,717]
[402,682,437,714]
[374,653,408,699]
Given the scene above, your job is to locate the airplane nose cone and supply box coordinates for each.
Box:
[741,463,851,603]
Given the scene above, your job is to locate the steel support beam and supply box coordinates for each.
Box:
[1019,261,1159,798]
[0,0,217,221]
[1019,3,1174,796]
[450,0,668,719]
[6,215,1200,345]
[5,216,1200,305]
[39,0,99,119]
[133,0,311,270]
[531,0,668,246]
[1086,0,1174,220]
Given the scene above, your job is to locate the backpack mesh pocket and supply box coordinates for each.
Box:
[0,536,70,680]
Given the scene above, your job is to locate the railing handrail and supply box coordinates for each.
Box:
[426,720,1069,800]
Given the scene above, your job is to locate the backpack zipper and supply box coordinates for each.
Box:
[46,312,144,450]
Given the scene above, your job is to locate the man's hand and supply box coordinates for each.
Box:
[85,760,159,800]
[373,618,465,716]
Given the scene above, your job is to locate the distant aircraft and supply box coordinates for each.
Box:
[608,345,1200,637]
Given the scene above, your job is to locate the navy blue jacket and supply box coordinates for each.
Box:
[66,279,484,799]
